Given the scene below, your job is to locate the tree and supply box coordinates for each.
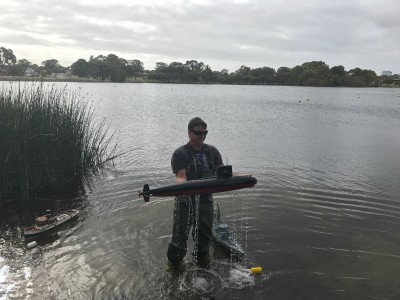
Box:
[360,69,377,85]
[220,69,229,76]
[233,65,252,84]
[346,68,377,87]
[0,47,17,75]
[0,47,16,65]
[330,65,346,77]
[147,62,169,82]
[202,65,214,83]
[7,59,31,76]
[155,62,167,73]
[235,65,251,75]
[250,67,276,84]
[42,59,64,74]
[87,55,108,80]
[18,59,32,68]
[301,61,330,86]
[105,54,126,82]
[184,60,205,73]
[276,67,291,85]
[330,65,346,86]
[125,59,144,78]
[287,65,304,85]
[184,60,205,82]
[71,59,88,78]
[166,62,185,83]
[216,69,230,83]
[348,68,363,76]
[4,59,33,76]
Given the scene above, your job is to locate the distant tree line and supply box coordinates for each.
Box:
[0,47,66,77]
[70,55,144,82]
[1,46,399,87]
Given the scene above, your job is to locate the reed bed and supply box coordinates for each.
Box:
[0,82,118,206]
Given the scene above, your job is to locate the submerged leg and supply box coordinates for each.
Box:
[193,196,214,263]
[167,197,194,265]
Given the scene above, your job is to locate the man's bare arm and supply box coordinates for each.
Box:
[175,169,187,183]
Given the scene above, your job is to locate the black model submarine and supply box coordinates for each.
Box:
[138,165,257,202]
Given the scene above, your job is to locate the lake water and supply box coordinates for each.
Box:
[1,83,400,299]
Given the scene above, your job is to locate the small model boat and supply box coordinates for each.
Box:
[24,209,80,238]
[212,203,244,259]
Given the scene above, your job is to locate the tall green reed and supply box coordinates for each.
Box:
[0,82,118,206]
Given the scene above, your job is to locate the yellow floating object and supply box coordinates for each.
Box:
[250,267,263,274]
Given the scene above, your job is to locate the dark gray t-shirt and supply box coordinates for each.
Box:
[171,143,223,174]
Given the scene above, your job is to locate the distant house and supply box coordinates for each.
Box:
[25,68,37,77]
[382,71,392,76]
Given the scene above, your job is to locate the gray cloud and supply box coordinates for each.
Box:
[0,0,399,73]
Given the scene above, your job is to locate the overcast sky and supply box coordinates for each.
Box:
[1,0,399,74]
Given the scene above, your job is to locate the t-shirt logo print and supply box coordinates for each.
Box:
[196,153,210,171]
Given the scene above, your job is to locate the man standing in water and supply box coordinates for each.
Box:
[167,117,223,270]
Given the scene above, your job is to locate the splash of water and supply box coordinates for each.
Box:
[192,194,200,261]
[172,264,261,299]
[178,268,224,297]
[229,189,249,266]
[225,266,256,289]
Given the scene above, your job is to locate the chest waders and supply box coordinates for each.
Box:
[167,144,217,266]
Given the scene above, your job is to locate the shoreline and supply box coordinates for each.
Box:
[0,76,145,83]
[1,76,399,87]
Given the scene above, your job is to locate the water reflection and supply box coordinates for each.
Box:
[1,84,400,299]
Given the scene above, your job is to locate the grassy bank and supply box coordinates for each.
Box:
[0,82,118,206]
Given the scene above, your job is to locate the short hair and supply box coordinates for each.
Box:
[188,117,207,130]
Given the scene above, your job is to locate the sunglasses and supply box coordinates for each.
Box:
[191,129,208,136]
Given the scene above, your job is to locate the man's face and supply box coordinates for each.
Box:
[188,125,208,148]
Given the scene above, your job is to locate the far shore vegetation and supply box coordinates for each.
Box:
[0,82,119,207]
[1,46,399,87]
